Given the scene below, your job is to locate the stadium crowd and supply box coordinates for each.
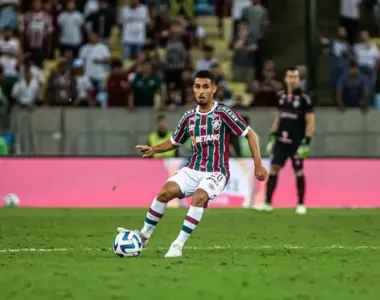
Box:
[0,0,379,156]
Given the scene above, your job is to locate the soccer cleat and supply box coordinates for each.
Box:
[133,230,150,247]
[295,205,307,215]
[253,203,273,212]
[164,243,183,258]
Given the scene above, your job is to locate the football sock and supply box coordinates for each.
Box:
[174,206,204,247]
[296,174,305,205]
[265,174,278,205]
[141,197,167,237]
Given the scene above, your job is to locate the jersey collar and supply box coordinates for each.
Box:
[196,101,218,115]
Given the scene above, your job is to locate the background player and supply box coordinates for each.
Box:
[254,67,315,214]
[118,70,268,258]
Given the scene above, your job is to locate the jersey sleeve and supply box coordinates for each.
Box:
[302,92,314,113]
[170,113,190,146]
[221,107,250,137]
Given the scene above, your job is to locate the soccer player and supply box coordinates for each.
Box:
[118,70,268,258]
[254,67,315,214]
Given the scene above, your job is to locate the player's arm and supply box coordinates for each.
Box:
[297,94,315,159]
[245,128,263,167]
[265,111,279,154]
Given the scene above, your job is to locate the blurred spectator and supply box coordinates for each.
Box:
[84,0,99,18]
[44,0,63,59]
[297,65,308,91]
[231,0,251,39]
[337,61,368,111]
[119,0,149,60]
[195,44,218,72]
[215,0,230,39]
[0,65,7,107]
[0,26,21,105]
[148,114,177,157]
[107,58,131,108]
[186,16,205,47]
[11,64,41,108]
[19,54,43,84]
[171,0,194,19]
[242,0,270,77]
[20,0,53,68]
[86,0,115,46]
[57,0,84,58]
[210,61,228,87]
[251,59,282,106]
[320,27,352,91]
[340,0,361,45]
[79,31,110,93]
[215,85,233,106]
[72,59,98,107]
[129,59,162,109]
[165,20,190,92]
[154,7,172,47]
[0,0,19,31]
[0,127,8,156]
[46,57,77,106]
[232,21,256,87]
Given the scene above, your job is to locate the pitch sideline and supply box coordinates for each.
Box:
[0,244,380,253]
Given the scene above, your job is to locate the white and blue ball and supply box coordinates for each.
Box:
[3,193,20,207]
[113,230,143,258]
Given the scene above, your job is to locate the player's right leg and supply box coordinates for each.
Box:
[254,143,288,212]
[117,181,182,247]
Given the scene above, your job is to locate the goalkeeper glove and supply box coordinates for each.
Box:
[297,137,311,159]
[265,132,276,155]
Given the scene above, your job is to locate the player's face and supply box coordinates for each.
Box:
[285,70,301,89]
[193,78,217,106]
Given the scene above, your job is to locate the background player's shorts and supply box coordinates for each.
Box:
[167,167,227,202]
[271,142,304,169]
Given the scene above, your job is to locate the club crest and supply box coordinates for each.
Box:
[212,119,222,130]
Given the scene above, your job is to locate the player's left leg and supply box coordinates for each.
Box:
[165,172,227,258]
[291,153,306,215]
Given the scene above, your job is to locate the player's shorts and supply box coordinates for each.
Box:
[167,167,227,202]
[271,142,303,169]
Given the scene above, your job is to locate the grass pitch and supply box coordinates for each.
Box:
[1,208,380,300]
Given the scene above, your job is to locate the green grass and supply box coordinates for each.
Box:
[1,208,380,300]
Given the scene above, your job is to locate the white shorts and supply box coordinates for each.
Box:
[167,167,227,201]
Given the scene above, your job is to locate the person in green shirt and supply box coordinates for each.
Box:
[129,59,163,108]
[0,131,9,156]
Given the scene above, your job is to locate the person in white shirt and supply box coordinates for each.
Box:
[57,0,84,58]
[11,64,41,107]
[354,30,379,105]
[119,0,149,59]
[72,58,97,107]
[0,26,20,106]
[78,31,110,94]
[340,0,362,44]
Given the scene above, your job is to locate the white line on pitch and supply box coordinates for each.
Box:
[1,245,380,253]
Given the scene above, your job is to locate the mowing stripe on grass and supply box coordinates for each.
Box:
[1,245,380,253]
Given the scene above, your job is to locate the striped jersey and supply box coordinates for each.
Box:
[170,101,250,178]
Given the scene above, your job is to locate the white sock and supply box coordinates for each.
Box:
[174,206,204,247]
[141,197,167,237]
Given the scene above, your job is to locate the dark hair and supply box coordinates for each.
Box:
[157,115,166,122]
[194,70,215,84]
[285,66,298,73]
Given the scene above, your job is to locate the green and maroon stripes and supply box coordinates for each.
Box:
[172,111,195,145]
[181,215,200,234]
[145,208,163,226]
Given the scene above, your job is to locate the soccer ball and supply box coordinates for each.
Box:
[3,193,20,207]
[113,230,143,258]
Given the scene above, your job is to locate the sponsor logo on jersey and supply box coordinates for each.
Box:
[219,106,238,122]
[280,111,298,119]
[195,134,220,143]
[293,96,300,108]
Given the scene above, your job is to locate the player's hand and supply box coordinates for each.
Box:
[297,144,310,159]
[136,145,154,158]
[254,164,268,181]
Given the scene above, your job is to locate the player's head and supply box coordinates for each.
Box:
[284,67,301,90]
[349,61,359,75]
[193,70,217,106]
[156,115,168,134]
